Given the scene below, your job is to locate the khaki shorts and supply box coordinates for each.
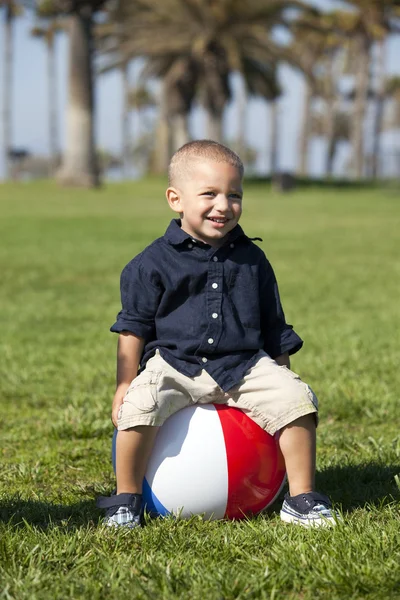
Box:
[118,350,318,435]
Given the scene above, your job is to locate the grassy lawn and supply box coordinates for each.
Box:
[0,179,399,599]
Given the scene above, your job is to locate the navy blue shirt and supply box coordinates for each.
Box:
[111,219,303,391]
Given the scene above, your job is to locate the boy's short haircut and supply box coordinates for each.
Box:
[168,140,244,186]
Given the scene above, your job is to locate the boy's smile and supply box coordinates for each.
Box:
[166,159,243,247]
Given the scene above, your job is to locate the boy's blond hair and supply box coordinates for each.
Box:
[168,140,244,186]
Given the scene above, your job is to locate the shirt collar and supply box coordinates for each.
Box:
[164,219,192,245]
[164,219,249,247]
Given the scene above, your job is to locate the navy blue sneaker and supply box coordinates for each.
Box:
[280,492,340,527]
[97,493,144,529]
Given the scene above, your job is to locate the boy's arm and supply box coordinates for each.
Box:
[111,331,145,427]
[259,255,303,359]
[274,352,290,368]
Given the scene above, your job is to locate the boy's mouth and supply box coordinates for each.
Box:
[207,217,228,224]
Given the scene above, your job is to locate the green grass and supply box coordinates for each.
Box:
[0,179,399,599]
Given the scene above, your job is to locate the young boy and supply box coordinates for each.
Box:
[97,140,338,528]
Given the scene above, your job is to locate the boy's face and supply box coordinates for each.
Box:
[166,159,243,247]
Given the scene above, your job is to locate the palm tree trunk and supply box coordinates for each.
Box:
[237,78,247,159]
[269,99,279,176]
[325,98,336,176]
[47,35,59,176]
[121,60,131,178]
[57,14,100,187]
[371,39,386,179]
[2,4,13,180]
[171,114,190,151]
[325,53,337,177]
[298,78,313,177]
[152,80,171,174]
[326,136,337,177]
[206,110,223,143]
[351,34,370,179]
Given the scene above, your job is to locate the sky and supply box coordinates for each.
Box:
[1,0,400,180]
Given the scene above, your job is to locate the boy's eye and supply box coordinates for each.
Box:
[201,191,215,197]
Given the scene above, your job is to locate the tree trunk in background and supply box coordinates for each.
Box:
[152,80,171,174]
[298,79,313,177]
[237,78,247,160]
[269,99,278,176]
[57,14,100,187]
[171,113,190,151]
[2,4,13,180]
[325,53,336,177]
[371,39,386,179]
[351,34,370,179]
[326,133,337,177]
[325,98,336,176]
[47,35,59,176]
[121,60,131,178]
[206,110,223,143]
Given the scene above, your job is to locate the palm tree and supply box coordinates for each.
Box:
[240,57,281,175]
[31,18,63,175]
[311,110,351,175]
[38,0,107,187]
[1,0,21,179]
[380,76,400,174]
[96,11,135,177]
[120,58,130,178]
[384,76,400,129]
[126,83,156,170]
[150,79,171,174]
[288,13,341,176]
[142,54,199,150]
[333,1,400,178]
[341,15,371,179]
[100,0,315,155]
[314,48,348,177]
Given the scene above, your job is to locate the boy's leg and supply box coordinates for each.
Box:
[226,352,339,526]
[97,426,161,528]
[98,351,218,527]
[279,413,316,497]
[116,426,160,494]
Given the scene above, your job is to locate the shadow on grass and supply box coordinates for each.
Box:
[316,462,400,510]
[0,498,100,529]
[1,462,398,528]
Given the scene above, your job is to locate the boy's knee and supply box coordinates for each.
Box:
[302,383,318,411]
[281,366,318,410]
[117,371,192,430]
[117,393,163,429]
[281,412,317,430]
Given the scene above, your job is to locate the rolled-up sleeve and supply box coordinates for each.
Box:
[260,257,303,358]
[110,257,162,341]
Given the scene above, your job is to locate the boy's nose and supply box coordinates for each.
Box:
[215,194,230,212]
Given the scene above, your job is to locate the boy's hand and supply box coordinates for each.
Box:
[111,387,129,428]
[111,332,145,428]
[275,352,290,369]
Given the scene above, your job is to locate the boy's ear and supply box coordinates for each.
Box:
[166,187,183,213]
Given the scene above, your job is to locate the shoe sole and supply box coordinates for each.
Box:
[280,510,337,528]
[102,520,142,529]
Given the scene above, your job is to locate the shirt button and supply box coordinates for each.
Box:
[202,357,208,363]
[212,313,218,319]
[208,338,214,344]
[212,282,218,289]
[212,256,218,262]
[230,243,234,248]
[188,243,193,249]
